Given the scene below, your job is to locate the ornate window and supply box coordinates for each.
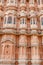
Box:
[30,18,37,25]
[4,15,17,28]
[4,16,16,24]
[20,18,26,24]
[7,16,12,24]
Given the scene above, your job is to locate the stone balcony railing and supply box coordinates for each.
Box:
[0,54,43,63]
[3,28,17,34]
[13,42,43,48]
[14,40,43,47]
[0,58,43,63]
[20,3,26,7]
[0,27,43,35]
[0,55,15,63]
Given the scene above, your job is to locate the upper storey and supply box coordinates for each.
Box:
[0,0,43,6]
[0,0,43,10]
[0,0,43,35]
[0,0,43,18]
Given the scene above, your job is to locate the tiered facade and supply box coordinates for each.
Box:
[0,0,43,65]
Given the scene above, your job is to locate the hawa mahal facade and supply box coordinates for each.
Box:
[0,0,43,65]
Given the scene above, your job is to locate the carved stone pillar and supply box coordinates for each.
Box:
[31,35,40,65]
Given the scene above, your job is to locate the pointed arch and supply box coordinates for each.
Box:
[1,39,15,44]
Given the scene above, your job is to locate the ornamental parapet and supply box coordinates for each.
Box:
[0,27,43,35]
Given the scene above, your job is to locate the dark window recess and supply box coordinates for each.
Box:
[22,18,24,24]
[7,16,12,24]
[30,18,37,24]
[33,19,36,24]
[14,18,16,24]
[20,18,26,24]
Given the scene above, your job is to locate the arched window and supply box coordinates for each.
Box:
[41,17,43,25]
[20,18,26,24]
[7,16,12,24]
[30,18,37,24]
